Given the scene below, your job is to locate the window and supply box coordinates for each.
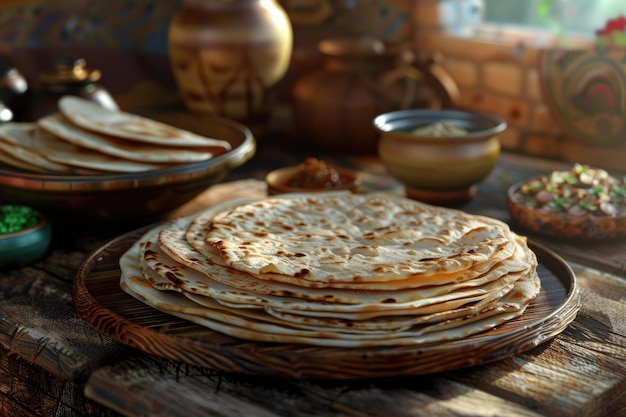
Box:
[483,0,624,38]
[439,0,624,41]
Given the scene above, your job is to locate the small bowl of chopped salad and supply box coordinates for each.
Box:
[507,163,626,240]
[0,205,52,269]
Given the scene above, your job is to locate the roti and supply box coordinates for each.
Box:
[119,192,541,348]
[35,127,169,173]
[0,147,50,173]
[0,123,75,173]
[0,123,105,174]
[185,197,526,290]
[202,193,520,286]
[38,113,229,164]
[157,202,535,300]
[121,235,540,347]
[59,95,232,148]
[142,221,534,315]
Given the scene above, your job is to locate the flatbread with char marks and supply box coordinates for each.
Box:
[119,192,541,348]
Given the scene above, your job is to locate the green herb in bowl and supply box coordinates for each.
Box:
[0,205,52,269]
[0,205,40,234]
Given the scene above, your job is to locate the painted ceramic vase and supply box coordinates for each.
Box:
[291,36,459,154]
[168,0,293,131]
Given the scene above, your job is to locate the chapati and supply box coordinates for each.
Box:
[121,234,540,347]
[0,122,80,173]
[203,193,520,285]
[143,221,534,315]
[35,126,169,173]
[119,192,541,348]
[0,147,49,172]
[38,113,228,164]
[59,95,232,148]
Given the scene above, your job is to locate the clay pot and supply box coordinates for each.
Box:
[374,109,506,205]
[291,37,459,154]
[168,0,293,133]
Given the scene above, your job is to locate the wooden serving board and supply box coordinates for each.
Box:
[73,226,581,380]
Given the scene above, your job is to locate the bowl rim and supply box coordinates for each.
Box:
[373,109,507,141]
[0,116,256,193]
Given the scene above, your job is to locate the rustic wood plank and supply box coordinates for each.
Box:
[0,344,121,417]
[85,354,547,417]
[0,267,128,380]
[83,260,626,417]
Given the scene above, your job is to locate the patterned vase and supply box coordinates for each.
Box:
[168,0,293,132]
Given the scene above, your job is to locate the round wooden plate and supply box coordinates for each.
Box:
[73,226,581,380]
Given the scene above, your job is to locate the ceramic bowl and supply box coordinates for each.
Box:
[507,178,626,240]
[265,161,360,196]
[0,207,52,269]
[373,109,506,205]
[0,113,256,221]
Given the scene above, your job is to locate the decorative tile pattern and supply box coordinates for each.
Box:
[280,0,412,41]
[0,0,412,54]
[0,0,179,54]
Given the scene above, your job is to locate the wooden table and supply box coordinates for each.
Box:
[1,145,626,417]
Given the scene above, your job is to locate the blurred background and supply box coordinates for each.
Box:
[0,0,623,169]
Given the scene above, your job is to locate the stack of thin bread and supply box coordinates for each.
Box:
[120,192,541,348]
[0,96,231,174]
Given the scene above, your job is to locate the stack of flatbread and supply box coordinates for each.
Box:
[0,96,231,174]
[120,192,541,348]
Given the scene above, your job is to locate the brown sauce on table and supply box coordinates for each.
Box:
[287,158,348,188]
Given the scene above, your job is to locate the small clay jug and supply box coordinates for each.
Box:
[168,0,293,135]
[291,37,459,154]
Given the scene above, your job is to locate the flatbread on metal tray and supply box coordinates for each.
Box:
[121,234,540,347]
[35,126,170,173]
[143,221,533,316]
[202,193,521,286]
[0,96,235,175]
[119,192,541,347]
[59,95,232,148]
[0,123,104,174]
[38,113,228,164]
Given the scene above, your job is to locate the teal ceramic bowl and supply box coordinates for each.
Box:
[0,208,52,269]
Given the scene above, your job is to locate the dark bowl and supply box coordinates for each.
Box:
[0,113,256,220]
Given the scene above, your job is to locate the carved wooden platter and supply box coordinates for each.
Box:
[73,226,581,380]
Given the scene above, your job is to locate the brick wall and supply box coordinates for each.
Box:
[412,0,626,171]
